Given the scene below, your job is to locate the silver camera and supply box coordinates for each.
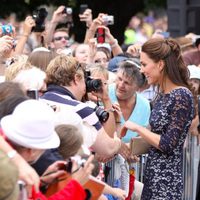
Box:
[62,7,73,15]
[102,15,114,25]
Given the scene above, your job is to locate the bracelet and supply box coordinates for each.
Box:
[110,39,118,48]
[106,108,115,113]
[116,121,121,124]
[7,150,17,159]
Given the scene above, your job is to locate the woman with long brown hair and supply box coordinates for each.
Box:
[121,38,195,199]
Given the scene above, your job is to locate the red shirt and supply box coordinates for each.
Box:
[30,179,86,200]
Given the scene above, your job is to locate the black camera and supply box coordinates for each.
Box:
[32,8,48,32]
[95,106,109,123]
[85,71,102,92]
[61,157,86,173]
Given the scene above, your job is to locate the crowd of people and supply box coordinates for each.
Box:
[0,4,199,200]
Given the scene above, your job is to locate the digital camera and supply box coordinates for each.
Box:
[61,156,86,173]
[32,8,48,32]
[1,25,13,35]
[102,15,114,25]
[62,7,73,15]
[94,106,109,123]
[86,101,110,123]
[85,71,102,92]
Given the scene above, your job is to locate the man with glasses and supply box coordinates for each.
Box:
[51,28,70,50]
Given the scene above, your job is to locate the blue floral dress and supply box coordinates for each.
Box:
[141,88,195,200]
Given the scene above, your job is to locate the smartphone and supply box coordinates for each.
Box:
[80,4,88,14]
[96,27,105,43]
[160,31,170,38]
[27,90,39,100]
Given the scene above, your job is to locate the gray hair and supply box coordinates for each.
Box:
[117,59,146,87]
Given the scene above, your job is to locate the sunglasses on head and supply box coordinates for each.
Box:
[54,36,69,41]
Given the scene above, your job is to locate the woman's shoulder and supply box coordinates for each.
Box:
[168,87,194,107]
[169,87,193,97]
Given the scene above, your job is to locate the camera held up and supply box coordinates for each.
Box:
[102,15,114,25]
[85,70,103,93]
[32,8,48,32]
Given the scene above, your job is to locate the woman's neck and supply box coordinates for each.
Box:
[161,78,182,94]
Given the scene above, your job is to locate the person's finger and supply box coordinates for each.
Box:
[120,126,127,138]
[84,154,94,169]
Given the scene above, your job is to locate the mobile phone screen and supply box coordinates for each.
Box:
[80,4,88,14]
[27,90,39,100]
[96,28,105,43]
[161,32,170,38]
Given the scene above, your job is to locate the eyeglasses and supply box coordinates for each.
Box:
[54,36,69,41]
[75,63,86,72]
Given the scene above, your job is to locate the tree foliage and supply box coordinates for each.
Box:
[0,0,77,20]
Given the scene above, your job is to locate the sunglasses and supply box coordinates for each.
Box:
[54,36,69,41]
[75,63,86,72]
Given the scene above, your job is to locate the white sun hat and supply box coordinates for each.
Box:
[1,100,60,149]
[188,65,200,80]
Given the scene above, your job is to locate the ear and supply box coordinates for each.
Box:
[158,60,165,71]
[74,73,82,85]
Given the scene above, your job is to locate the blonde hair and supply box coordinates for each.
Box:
[88,64,109,80]
[46,55,84,86]
[5,60,33,81]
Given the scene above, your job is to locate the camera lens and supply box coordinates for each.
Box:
[86,77,102,92]
[95,106,109,123]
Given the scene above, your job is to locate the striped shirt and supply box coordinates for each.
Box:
[41,84,102,131]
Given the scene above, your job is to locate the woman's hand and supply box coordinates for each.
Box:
[118,142,132,160]
[41,160,67,185]
[120,121,140,138]
[71,155,94,185]
[126,43,142,57]
[89,13,105,31]
[12,153,40,196]
[79,9,93,28]
[0,35,14,58]
[51,5,67,24]
[111,103,122,124]
[23,16,36,36]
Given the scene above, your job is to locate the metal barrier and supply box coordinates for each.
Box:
[183,134,200,200]
[134,134,200,200]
